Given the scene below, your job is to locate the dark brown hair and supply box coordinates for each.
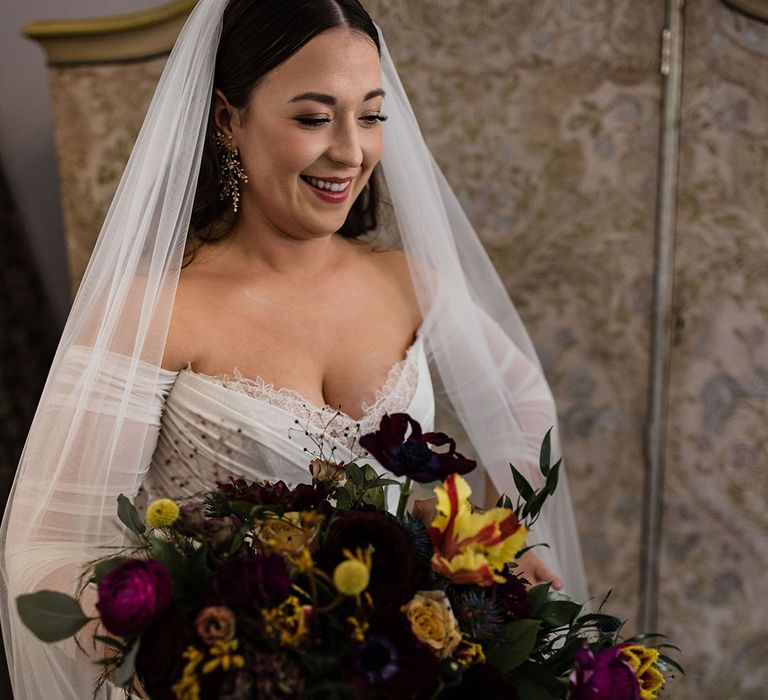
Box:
[187,0,383,262]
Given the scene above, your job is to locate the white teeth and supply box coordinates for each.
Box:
[307,176,350,193]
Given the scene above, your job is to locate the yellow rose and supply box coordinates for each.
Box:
[401,590,462,659]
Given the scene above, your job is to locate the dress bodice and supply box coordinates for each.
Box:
[140,333,435,511]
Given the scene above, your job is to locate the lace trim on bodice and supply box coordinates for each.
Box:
[184,338,422,440]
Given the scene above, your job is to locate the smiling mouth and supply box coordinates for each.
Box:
[299,174,353,193]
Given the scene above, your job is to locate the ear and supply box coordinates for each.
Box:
[212,89,240,140]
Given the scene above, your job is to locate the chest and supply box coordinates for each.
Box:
[190,296,419,421]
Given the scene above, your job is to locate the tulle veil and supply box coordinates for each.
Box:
[0,1,588,696]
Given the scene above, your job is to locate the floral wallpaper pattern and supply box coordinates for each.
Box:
[39,0,768,697]
[659,0,768,697]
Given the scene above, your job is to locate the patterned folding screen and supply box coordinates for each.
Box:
[20,0,768,697]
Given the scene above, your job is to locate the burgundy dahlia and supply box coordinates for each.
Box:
[492,566,533,621]
[569,645,641,700]
[207,552,290,612]
[217,477,327,511]
[96,559,171,636]
[319,509,422,604]
[135,604,195,699]
[359,413,475,483]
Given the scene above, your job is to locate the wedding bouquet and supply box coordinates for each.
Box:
[17,413,680,699]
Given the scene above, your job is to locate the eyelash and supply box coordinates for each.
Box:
[296,115,389,128]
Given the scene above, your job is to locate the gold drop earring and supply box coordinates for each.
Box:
[215,130,248,213]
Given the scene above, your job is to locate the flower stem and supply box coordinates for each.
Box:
[396,477,412,519]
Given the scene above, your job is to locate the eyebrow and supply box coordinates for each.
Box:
[289,88,386,105]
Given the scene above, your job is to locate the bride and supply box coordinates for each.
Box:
[0,0,588,697]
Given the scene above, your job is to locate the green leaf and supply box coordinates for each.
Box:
[149,537,208,604]
[113,640,139,687]
[92,557,130,585]
[509,661,567,699]
[117,494,145,535]
[16,591,92,643]
[527,583,551,615]
[658,653,685,675]
[496,493,515,509]
[228,500,258,519]
[537,600,582,628]
[539,428,552,476]
[487,619,541,674]
[545,461,561,495]
[510,465,534,501]
[345,464,364,486]
[334,488,353,511]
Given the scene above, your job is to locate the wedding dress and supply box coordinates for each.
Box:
[140,329,433,513]
[0,2,590,697]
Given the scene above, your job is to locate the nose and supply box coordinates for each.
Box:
[327,115,363,168]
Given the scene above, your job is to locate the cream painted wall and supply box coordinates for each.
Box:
[0,0,162,326]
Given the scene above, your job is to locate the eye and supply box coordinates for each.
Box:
[296,117,331,128]
[361,114,389,126]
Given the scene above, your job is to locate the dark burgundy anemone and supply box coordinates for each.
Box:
[492,566,533,621]
[319,509,422,605]
[359,413,476,483]
[217,477,328,511]
[442,663,519,699]
[135,604,196,700]
[351,608,438,699]
[569,645,641,700]
[205,552,290,614]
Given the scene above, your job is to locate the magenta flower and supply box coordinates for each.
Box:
[569,645,641,700]
[359,413,476,483]
[96,560,171,636]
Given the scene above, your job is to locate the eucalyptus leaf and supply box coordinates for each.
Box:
[117,494,145,535]
[92,557,130,585]
[16,591,91,643]
[113,640,139,687]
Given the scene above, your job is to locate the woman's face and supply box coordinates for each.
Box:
[216,28,385,241]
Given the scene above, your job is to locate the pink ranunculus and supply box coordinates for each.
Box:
[97,560,172,636]
[569,645,641,700]
[195,606,236,645]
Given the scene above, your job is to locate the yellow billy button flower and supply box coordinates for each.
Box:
[620,645,665,699]
[428,473,528,586]
[333,547,372,597]
[146,498,181,528]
